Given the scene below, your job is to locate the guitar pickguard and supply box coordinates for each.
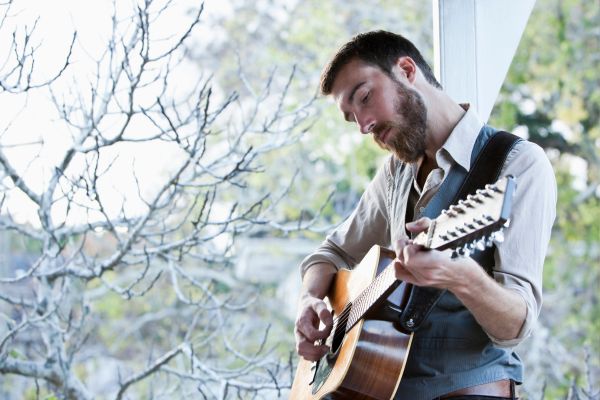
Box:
[311,348,340,395]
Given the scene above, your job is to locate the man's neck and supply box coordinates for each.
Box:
[416,155,437,189]
[423,92,467,161]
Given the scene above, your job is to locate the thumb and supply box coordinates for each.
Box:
[394,237,411,257]
[406,217,431,234]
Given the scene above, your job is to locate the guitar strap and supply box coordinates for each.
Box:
[398,128,522,332]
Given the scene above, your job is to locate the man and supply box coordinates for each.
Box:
[294,30,556,399]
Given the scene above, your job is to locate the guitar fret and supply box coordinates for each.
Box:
[346,264,397,331]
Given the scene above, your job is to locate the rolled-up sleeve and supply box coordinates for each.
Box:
[300,158,393,278]
[488,140,557,347]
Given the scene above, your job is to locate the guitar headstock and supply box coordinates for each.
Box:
[415,176,516,255]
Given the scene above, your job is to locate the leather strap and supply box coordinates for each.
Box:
[398,129,522,332]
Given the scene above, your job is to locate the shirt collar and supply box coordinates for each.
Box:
[409,104,484,186]
[439,104,484,172]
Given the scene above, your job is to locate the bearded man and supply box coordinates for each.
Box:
[293,30,556,399]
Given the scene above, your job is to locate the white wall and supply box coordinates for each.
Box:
[433,0,536,122]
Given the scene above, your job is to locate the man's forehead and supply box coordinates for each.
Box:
[332,60,375,103]
[332,59,370,89]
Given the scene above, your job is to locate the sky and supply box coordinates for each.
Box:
[0,0,233,227]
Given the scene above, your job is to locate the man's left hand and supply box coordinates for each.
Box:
[393,217,472,290]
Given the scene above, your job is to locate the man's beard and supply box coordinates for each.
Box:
[372,78,427,163]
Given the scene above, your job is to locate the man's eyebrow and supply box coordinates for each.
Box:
[348,81,366,104]
[341,81,366,122]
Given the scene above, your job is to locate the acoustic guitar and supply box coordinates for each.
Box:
[290,175,516,400]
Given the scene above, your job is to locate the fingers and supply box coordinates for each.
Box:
[406,217,431,234]
[401,241,421,264]
[393,244,458,288]
[295,335,329,361]
[393,245,419,284]
[394,237,411,257]
[314,300,334,329]
[294,298,333,361]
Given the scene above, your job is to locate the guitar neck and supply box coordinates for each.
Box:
[346,262,399,332]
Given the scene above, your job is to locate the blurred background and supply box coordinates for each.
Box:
[0,0,597,398]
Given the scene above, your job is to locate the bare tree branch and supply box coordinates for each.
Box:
[0,0,313,397]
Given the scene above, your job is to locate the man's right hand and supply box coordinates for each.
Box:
[294,294,334,361]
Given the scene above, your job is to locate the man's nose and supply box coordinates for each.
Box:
[357,114,376,135]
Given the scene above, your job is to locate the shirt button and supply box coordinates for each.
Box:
[419,207,425,213]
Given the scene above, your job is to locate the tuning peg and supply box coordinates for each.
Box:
[443,208,458,218]
[467,194,484,204]
[475,239,486,251]
[473,217,485,225]
[461,245,472,258]
[485,183,503,193]
[451,204,466,214]
[492,230,505,243]
[453,244,473,258]
[485,236,495,247]
[460,199,475,208]
[476,188,492,198]
[503,219,511,228]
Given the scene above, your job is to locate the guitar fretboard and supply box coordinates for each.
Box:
[346,263,398,331]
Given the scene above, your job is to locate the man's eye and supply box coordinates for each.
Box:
[362,92,370,104]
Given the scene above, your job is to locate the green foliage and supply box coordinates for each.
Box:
[489,0,599,396]
[24,391,57,400]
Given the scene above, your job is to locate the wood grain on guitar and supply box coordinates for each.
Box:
[290,176,516,400]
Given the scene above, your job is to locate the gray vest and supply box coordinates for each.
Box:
[394,126,523,399]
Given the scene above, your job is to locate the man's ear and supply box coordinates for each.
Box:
[393,56,418,83]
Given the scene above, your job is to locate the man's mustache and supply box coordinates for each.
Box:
[372,122,398,141]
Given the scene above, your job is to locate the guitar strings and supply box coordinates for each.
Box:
[329,265,395,343]
[328,261,389,343]
[329,303,352,346]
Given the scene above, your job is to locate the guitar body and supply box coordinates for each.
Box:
[290,246,414,400]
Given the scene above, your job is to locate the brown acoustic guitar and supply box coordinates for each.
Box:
[290,175,516,400]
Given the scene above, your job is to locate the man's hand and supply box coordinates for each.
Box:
[394,217,527,341]
[294,293,334,361]
[393,217,467,290]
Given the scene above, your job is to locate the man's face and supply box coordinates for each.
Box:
[331,58,427,162]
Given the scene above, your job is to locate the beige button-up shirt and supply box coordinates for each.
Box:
[300,106,557,347]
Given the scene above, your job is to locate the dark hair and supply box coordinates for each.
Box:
[319,30,442,95]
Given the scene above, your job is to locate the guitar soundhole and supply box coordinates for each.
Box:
[330,326,344,354]
[329,306,349,355]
